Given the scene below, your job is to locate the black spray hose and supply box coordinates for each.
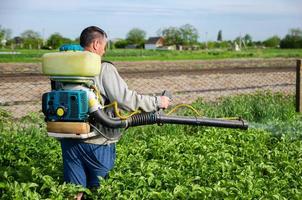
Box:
[92,109,248,130]
[90,109,127,128]
[127,112,248,130]
[160,115,248,129]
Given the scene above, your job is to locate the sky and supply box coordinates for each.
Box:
[0,0,301,42]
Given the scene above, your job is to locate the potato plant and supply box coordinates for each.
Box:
[0,93,301,199]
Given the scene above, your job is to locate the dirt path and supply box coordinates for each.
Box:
[0,58,297,117]
[0,58,297,74]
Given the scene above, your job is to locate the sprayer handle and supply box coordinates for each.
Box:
[158,90,172,112]
[162,90,173,100]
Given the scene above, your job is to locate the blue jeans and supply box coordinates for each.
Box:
[60,139,116,187]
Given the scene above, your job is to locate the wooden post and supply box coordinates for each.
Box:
[296,60,302,112]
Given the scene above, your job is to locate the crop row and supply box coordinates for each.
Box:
[0,92,301,199]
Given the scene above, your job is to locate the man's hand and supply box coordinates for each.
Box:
[160,96,171,109]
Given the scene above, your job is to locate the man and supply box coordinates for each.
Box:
[60,26,170,199]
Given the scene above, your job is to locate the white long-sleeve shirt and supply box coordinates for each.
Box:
[83,61,162,144]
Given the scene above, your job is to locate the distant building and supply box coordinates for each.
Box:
[144,37,164,50]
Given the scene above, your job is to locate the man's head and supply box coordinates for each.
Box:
[80,26,107,56]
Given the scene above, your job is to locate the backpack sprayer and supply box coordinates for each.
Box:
[42,45,248,139]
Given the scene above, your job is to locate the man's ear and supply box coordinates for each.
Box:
[92,40,98,50]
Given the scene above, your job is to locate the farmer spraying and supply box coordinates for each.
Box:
[41,26,247,199]
[43,26,170,199]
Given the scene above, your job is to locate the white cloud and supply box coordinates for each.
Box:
[0,0,301,40]
[2,0,300,17]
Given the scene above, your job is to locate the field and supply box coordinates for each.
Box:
[0,58,297,117]
[1,92,302,199]
[0,47,302,199]
[0,48,302,62]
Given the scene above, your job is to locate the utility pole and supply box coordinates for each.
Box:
[42,28,45,45]
[239,33,242,49]
[297,60,302,112]
[107,31,111,50]
[205,32,208,49]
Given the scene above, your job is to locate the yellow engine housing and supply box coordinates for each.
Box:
[42,51,101,76]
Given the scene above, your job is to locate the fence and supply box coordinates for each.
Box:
[0,59,300,118]
[296,60,302,112]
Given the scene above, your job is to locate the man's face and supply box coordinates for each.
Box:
[94,37,107,56]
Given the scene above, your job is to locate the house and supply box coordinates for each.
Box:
[144,37,164,50]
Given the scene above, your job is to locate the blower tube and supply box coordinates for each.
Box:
[91,109,248,130]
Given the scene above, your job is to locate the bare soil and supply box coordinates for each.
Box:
[0,58,297,75]
[0,58,297,117]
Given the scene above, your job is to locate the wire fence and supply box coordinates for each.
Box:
[0,59,299,118]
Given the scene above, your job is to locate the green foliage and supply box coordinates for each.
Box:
[158,26,182,46]
[0,49,56,62]
[192,91,296,123]
[0,114,87,199]
[0,25,12,46]
[46,33,72,49]
[6,36,23,48]
[179,24,199,45]
[0,26,5,41]
[20,30,43,49]
[103,48,302,62]
[1,93,302,199]
[126,28,146,47]
[280,28,302,49]
[205,41,231,49]
[263,35,281,48]
[0,108,13,121]
[158,24,199,46]
[243,34,253,46]
[1,47,302,63]
[96,125,302,199]
[114,39,129,49]
[233,34,253,47]
[217,30,222,42]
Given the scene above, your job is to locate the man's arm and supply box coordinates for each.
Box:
[100,62,169,112]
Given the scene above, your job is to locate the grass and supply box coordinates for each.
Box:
[0,49,56,63]
[191,91,297,123]
[0,48,301,63]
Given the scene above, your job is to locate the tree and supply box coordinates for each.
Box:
[234,34,252,48]
[126,28,146,47]
[233,36,242,48]
[46,33,72,49]
[114,39,128,49]
[13,36,23,45]
[0,27,4,41]
[6,36,24,49]
[158,24,199,47]
[263,35,280,48]
[280,28,302,49]
[0,26,12,40]
[243,34,252,46]
[179,24,199,45]
[289,28,302,37]
[158,26,182,46]
[21,30,41,40]
[74,37,80,43]
[0,26,12,47]
[217,30,222,42]
[21,30,43,49]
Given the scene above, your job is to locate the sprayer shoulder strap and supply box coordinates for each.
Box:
[50,80,93,90]
[101,60,114,65]
[51,80,64,90]
[97,60,117,106]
